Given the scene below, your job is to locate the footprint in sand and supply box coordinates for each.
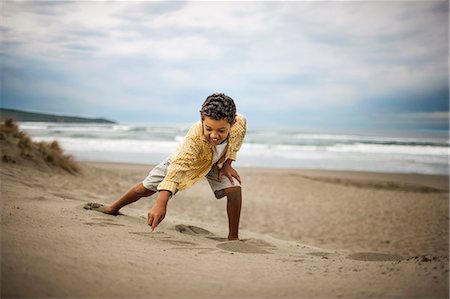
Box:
[174,224,276,254]
[216,241,271,254]
[216,239,277,254]
[347,252,404,262]
[174,224,212,236]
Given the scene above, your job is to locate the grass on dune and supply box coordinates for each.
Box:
[0,119,79,174]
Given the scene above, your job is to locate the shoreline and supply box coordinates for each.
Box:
[85,160,450,191]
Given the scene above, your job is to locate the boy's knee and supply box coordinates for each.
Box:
[223,186,241,197]
[134,183,154,197]
[214,186,241,199]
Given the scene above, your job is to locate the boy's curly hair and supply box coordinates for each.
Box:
[200,93,236,124]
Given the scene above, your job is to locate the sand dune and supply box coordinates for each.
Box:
[1,160,448,298]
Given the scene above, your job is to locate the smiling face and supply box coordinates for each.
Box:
[202,116,232,146]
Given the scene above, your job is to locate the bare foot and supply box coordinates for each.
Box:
[83,202,122,216]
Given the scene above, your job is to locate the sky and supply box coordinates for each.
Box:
[1,0,449,131]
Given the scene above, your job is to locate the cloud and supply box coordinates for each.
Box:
[1,1,448,130]
[401,111,449,120]
[379,111,449,130]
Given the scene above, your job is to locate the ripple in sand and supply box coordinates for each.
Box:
[129,231,170,238]
[347,252,404,262]
[91,217,114,222]
[162,240,198,246]
[206,236,228,242]
[307,252,332,257]
[84,222,124,227]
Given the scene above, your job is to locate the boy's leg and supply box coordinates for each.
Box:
[85,182,155,215]
[223,186,242,240]
[205,164,242,240]
[85,158,169,215]
[107,182,155,214]
[109,157,168,213]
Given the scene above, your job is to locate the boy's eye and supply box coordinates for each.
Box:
[204,127,225,133]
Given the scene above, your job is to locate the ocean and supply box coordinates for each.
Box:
[19,122,449,175]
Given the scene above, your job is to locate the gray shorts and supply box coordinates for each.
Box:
[142,157,241,199]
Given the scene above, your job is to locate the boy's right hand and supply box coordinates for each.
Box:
[148,191,170,231]
[148,204,166,231]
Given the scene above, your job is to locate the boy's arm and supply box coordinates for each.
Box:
[157,133,200,194]
[149,125,202,231]
[220,116,246,184]
[227,115,247,161]
[220,159,241,185]
[148,190,171,231]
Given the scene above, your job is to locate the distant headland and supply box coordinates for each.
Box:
[0,108,117,124]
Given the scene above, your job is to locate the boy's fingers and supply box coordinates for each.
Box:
[151,214,165,232]
[233,173,241,184]
[151,217,158,231]
[148,212,158,231]
[227,174,235,185]
[150,217,159,231]
[148,214,154,227]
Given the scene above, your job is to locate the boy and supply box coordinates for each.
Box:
[84,93,246,240]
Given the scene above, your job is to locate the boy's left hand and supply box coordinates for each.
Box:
[220,161,241,185]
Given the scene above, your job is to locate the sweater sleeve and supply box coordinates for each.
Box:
[157,125,201,194]
[227,115,247,161]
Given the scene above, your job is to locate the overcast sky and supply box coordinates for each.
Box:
[1,1,448,131]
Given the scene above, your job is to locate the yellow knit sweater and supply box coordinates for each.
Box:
[157,114,247,194]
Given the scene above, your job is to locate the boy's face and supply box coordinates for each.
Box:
[202,116,232,146]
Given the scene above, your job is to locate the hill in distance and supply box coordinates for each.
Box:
[0,108,117,124]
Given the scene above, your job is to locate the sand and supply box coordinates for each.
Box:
[1,161,449,298]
